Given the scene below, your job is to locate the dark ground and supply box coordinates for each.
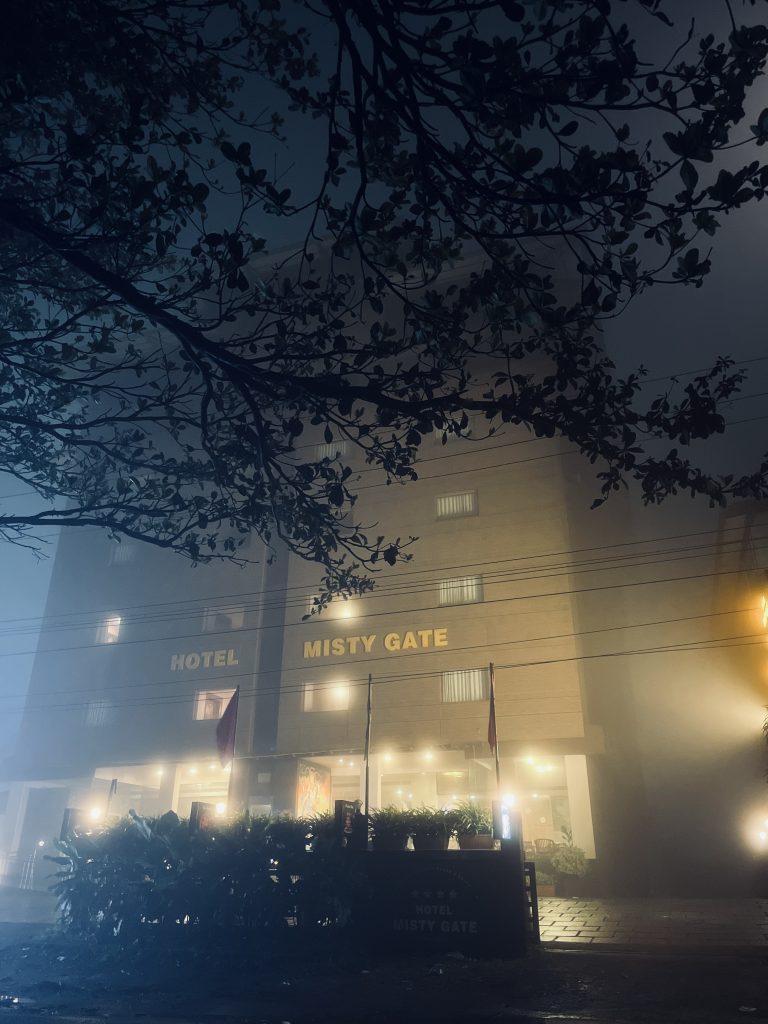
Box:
[1,925,767,1024]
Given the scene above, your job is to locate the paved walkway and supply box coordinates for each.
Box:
[539,897,768,948]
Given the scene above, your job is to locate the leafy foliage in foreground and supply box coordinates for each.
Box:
[47,811,356,942]
[3,1,768,594]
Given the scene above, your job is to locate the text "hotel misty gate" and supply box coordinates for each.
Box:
[303,628,449,659]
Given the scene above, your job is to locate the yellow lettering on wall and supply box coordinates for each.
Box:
[300,629,448,658]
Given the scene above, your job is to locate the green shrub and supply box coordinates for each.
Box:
[455,800,492,836]
[368,806,411,835]
[47,810,360,942]
[406,807,450,837]
[550,843,587,878]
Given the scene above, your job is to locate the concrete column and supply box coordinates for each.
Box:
[157,765,181,813]
[564,754,596,858]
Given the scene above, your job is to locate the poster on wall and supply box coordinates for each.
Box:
[295,760,332,818]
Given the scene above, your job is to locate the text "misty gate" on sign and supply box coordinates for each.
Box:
[303,628,448,659]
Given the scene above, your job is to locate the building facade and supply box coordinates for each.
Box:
[1,428,767,895]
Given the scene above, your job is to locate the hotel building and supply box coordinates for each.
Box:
[1,423,766,895]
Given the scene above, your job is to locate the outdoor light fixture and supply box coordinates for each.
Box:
[215,803,226,816]
[208,763,217,771]
[156,768,164,777]
[37,840,45,848]
[89,807,103,821]
[503,793,517,805]
[188,766,198,775]
[525,756,536,765]
[423,750,434,762]
[383,752,393,763]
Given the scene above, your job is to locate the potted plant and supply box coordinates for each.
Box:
[454,800,494,850]
[551,827,588,896]
[534,869,556,898]
[369,806,411,851]
[407,807,450,851]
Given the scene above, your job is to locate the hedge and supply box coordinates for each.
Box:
[47,811,359,942]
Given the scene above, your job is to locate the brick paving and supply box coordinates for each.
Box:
[539,897,768,948]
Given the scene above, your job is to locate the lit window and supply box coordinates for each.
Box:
[315,440,347,461]
[84,700,114,726]
[97,615,122,644]
[194,689,236,721]
[303,682,350,712]
[436,491,478,520]
[202,606,245,632]
[441,668,490,703]
[438,575,483,606]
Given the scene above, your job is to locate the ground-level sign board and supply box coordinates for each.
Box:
[353,846,528,957]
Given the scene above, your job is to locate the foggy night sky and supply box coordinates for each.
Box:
[1,1,767,751]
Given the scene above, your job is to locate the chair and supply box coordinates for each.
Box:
[534,837,557,855]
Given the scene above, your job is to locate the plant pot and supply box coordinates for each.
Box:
[371,832,410,852]
[555,875,585,897]
[412,833,449,852]
[457,833,494,851]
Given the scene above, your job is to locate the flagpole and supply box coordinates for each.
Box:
[489,662,501,798]
[364,673,373,819]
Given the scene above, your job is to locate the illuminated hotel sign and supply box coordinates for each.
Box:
[303,628,448,660]
[170,649,239,671]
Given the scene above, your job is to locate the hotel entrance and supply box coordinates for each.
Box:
[298,749,596,857]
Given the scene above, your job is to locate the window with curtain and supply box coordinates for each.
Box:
[441,668,490,703]
[436,491,478,519]
[84,699,115,726]
[438,574,483,606]
[97,615,122,643]
[315,440,347,461]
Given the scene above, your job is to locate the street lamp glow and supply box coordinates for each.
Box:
[89,806,103,821]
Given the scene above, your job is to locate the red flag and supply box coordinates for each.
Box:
[487,664,497,752]
[216,687,239,768]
